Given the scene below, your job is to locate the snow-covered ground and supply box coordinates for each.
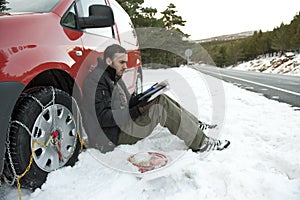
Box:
[2,67,300,200]
[229,52,300,76]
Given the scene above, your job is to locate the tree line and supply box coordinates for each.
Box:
[202,12,300,67]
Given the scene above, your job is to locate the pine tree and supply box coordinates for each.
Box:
[271,23,290,51]
[116,0,144,18]
[289,12,300,51]
[0,0,9,12]
[160,3,186,32]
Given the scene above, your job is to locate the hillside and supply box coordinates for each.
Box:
[195,31,254,43]
[228,52,300,76]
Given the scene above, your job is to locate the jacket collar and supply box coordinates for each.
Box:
[97,56,119,82]
[106,66,118,81]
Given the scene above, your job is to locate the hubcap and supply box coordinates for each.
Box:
[31,104,77,172]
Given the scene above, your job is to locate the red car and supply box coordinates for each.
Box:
[0,0,143,189]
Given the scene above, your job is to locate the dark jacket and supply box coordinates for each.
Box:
[81,58,140,151]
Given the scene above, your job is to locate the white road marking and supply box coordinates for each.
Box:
[199,69,300,97]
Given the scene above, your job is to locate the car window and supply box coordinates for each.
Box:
[76,0,114,38]
[61,4,77,29]
[2,0,61,13]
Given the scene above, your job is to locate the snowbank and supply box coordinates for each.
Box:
[229,52,300,76]
[2,67,300,200]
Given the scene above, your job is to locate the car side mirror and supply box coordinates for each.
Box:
[78,5,114,29]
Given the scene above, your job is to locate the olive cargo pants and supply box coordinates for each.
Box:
[118,94,205,150]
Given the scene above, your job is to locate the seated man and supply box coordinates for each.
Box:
[81,44,230,153]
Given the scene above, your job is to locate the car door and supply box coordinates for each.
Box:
[60,2,89,89]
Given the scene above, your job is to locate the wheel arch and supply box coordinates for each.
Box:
[24,69,82,103]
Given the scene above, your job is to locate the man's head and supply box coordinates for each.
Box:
[104,44,128,78]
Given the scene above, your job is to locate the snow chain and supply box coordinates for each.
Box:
[4,87,87,200]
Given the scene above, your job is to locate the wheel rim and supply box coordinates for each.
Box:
[31,104,77,172]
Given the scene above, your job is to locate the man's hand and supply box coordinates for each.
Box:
[136,95,151,107]
[129,92,153,107]
[138,98,158,114]
[129,93,143,108]
[129,95,158,120]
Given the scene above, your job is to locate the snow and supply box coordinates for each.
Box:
[228,52,300,76]
[2,67,300,200]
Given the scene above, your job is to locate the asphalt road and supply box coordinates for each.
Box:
[192,65,300,109]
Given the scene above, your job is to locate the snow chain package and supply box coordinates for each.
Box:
[128,152,168,173]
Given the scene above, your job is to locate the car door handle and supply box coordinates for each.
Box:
[75,50,82,57]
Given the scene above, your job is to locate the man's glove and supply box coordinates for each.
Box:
[129,94,152,120]
[129,93,144,108]
[129,92,153,107]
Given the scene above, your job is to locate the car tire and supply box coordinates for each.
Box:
[4,87,81,189]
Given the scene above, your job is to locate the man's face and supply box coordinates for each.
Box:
[106,53,128,78]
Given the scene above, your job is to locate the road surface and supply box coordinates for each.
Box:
[192,65,300,109]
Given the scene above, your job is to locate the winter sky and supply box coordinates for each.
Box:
[143,0,300,40]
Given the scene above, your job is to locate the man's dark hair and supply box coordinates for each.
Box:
[104,44,127,61]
